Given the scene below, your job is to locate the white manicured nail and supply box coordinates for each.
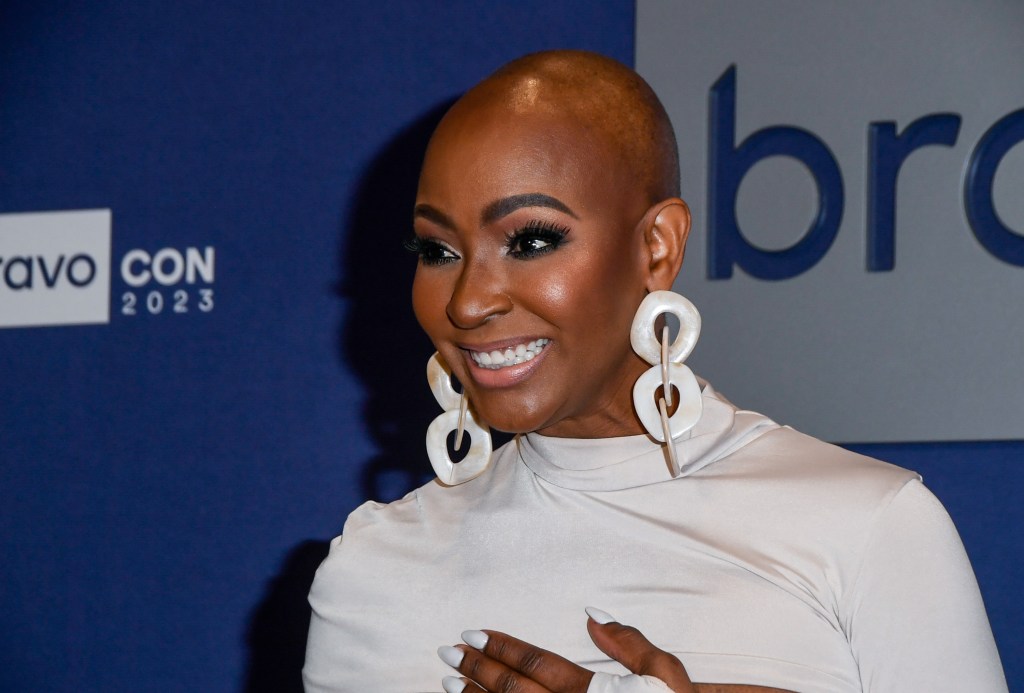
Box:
[437,645,464,668]
[461,629,489,649]
[585,606,617,624]
[442,676,467,693]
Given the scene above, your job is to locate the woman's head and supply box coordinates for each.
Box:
[411,50,690,438]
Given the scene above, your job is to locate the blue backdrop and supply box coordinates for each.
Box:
[0,2,1018,691]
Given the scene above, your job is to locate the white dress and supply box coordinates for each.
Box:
[303,383,1007,692]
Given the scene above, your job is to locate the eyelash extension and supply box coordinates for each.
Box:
[404,235,459,266]
[402,235,423,253]
[505,221,570,259]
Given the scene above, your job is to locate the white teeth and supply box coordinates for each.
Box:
[470,339,549,370]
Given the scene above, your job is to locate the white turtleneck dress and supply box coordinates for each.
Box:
[303,384,1007,692]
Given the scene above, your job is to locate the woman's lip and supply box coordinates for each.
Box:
[460,339,551,389]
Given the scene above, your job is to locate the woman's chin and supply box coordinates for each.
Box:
[471,401,552,437]
[477,416,541,437]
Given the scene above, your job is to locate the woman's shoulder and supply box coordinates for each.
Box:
[718,422,921,497]
[700,384,921,505]
[692,422,932,558]
[334,436,522,541]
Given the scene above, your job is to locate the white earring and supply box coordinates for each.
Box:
[425,353,492,486]
[630,291,703,477]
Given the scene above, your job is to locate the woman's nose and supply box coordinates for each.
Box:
[446,259,513,329]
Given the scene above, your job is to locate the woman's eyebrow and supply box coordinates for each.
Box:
[482,193,579,223]
[413,204,455,229]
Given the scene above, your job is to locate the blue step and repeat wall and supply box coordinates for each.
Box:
[1,2,1020,691]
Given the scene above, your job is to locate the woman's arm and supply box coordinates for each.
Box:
[841,479,1007,692]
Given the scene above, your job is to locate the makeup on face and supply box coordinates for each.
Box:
[411,105,652,437]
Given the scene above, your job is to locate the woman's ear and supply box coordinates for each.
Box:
[642,198,691,292]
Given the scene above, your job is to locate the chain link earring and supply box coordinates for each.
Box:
[425,353,493,486]
[630,291,703,477]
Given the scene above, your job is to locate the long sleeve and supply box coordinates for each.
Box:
[842,479,1007,692]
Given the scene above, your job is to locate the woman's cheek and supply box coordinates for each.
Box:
[411,272,448,338]
[535,276,571,306]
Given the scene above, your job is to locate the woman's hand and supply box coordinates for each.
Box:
[437,607,694,693]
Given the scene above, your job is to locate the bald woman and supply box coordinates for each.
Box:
[303,51,1006,693]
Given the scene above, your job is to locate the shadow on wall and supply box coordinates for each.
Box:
[240,100,456,693]
[340,98,459,504]
[242,540,330,693]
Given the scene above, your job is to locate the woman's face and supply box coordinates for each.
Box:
[411,104,654,438]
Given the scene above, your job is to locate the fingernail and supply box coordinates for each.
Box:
[437,645,464,668]
[442,676,467,693]
[585,606,617,624]
[461,629,489,649]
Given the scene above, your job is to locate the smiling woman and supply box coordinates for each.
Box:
[302,51,1007,693]
[408,67,686,440]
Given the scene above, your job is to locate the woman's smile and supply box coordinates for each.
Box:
[461,338,552,388]
[465,338,550,371]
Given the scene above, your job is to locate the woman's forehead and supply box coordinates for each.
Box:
[418,105,627,209]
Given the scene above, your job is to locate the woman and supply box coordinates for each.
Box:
[303,51,1006,692]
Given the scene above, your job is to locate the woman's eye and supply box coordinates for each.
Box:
[506,223,569,258]
[512,236,553,253]
[404,237,459,266]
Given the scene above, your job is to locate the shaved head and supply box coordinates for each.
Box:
[435,50,680,206]
[412,50,692,437]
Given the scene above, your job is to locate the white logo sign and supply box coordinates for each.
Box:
[0,209,111,329]
[119,246,215,316]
